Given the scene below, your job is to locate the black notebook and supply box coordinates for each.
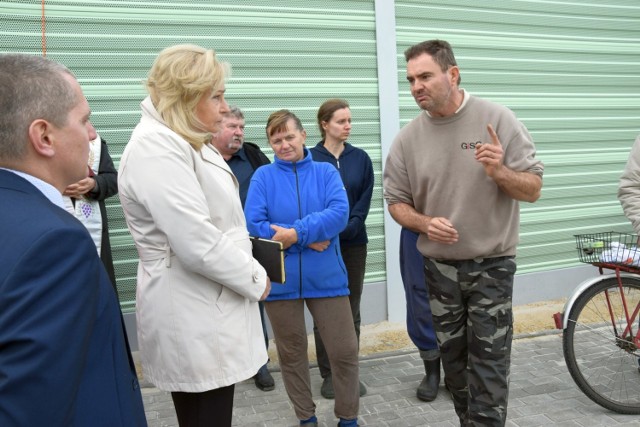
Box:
[250,237,286,283]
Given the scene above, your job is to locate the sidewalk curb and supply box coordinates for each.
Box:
[137,328,562,387]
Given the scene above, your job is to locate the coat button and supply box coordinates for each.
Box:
[132,379,139,390]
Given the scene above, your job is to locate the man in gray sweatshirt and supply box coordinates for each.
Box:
[619,135,640,237]
[383,39,543,427]
[618,134,640,375]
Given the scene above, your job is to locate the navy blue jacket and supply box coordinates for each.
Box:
[244,148,349,300]
[0,170,146,426]
[310,141,374,246]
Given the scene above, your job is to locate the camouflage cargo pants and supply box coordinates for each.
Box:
[423,256,516,427]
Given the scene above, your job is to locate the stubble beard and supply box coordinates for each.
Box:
[418,85,453,115]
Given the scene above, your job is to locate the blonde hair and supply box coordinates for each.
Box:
[146,44,230,150]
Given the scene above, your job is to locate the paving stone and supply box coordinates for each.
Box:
[139,334,640,426]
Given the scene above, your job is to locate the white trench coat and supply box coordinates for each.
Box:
[118,96,268,392]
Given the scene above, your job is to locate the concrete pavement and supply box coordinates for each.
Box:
[141,331,640,426]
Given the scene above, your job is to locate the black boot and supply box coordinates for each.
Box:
[416,358,440,402]
[254,364,275,391]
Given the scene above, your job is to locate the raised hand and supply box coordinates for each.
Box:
[475,124,504,178]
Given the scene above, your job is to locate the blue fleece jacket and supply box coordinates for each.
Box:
[244,148,350,300]
[310,141,374,246]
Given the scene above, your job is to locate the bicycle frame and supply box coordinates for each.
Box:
[560,234,640,414]
[607,267,640,347]
[558,269,640,335]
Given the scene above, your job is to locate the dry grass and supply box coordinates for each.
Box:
[513,298,565,335]
[266,298,568,364]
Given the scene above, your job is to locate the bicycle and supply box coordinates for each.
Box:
[554,231,640,414]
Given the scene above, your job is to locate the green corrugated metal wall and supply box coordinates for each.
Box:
[2,1,640,311]
[0,0,385,312]
[395,0,640,274]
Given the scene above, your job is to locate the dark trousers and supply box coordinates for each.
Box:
[171,384,235,427]
[258,301,269,350]
[424,256,515,427]
[313,244,366,378]
[399,228,438,353]
[257,301,270,373]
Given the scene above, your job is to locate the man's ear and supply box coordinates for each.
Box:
[449,66,460,85]
[27,119,56,158]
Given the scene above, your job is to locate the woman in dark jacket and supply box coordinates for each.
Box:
[310,99,374,399]
[63,135,118,291]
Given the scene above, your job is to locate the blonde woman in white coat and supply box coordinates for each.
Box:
[118,44,271,427]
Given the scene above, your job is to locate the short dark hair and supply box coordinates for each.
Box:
[265,109,304,139]
[317,99,350,139]
[404,39,461,84]
[0,54,76,161]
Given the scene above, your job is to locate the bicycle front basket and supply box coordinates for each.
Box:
[574,232,639,265]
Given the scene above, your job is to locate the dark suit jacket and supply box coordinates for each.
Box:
[0,170,147,426]
[230,142,271,206]
[243,141,271,171]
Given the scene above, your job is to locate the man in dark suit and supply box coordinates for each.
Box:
[210,105,274,391]
[0,54,147,426]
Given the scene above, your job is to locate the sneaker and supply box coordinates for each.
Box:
[337,417,359,427]
[321,376,335,399]
[300,415,318,426]
[253,364,275,391]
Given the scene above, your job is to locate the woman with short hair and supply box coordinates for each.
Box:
[245,110,360,427]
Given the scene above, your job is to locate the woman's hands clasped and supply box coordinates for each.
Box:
[270,224,330,252]
[270,224,298,249]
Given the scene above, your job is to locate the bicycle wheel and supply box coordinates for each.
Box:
[563,277,640,414]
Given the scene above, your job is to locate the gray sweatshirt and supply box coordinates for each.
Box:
[618,135,640,234]
[384,95,543,260]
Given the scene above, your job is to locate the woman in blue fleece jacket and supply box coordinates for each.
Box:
[310,99,374,399]
[245,110,360,427]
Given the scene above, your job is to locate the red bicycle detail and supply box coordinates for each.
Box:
[557,232,640,415]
